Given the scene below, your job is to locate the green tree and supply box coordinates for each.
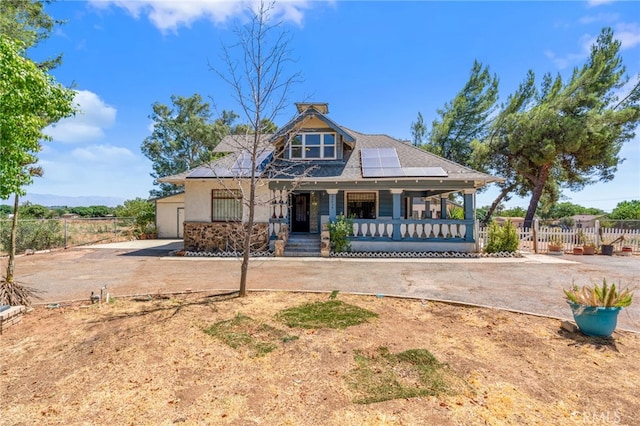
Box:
[501,206,527,217]
[0,205,13,217]
[1,0,75,306]
[0,0,62,70]
[68,205,113,217]
[421,60,499,166]
[114,198,155,234]
[410,112,426,146]
[475,205,489,221]
[472,71,537,224]
[485,29,639,226]
[0,37,74,199]
[142,94,238,198]
[541,201,605,219]
[609,200,640,220]
[0,36,75,306]
[19,202,50,219]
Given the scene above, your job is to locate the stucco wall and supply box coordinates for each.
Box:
[155,193,185,238]
[184,180,271,223]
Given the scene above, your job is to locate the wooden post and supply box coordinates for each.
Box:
[327,189,338,222]
[463,190,475,242]
[533,218,539,254]
[391,189,403,241]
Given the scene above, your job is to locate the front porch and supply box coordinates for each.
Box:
[268,186,478,253]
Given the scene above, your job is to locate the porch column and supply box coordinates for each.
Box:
[327,189,338,222]
[424,199,431,219]
[440,195,448,219]
[391,189,403,241]
[463,189,475,242]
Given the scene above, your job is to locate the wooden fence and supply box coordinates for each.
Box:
[478,220,640,254]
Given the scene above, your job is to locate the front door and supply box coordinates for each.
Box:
[291,193,310,232]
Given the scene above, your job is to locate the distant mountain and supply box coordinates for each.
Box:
[17,193,126,208]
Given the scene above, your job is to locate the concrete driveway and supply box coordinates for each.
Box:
[12,240,640,333]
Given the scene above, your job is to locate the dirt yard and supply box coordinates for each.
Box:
[2,291,638,425]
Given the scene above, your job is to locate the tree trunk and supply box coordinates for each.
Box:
[238,132,260,298]
[482,183,516,225]
[239,181,256,298]
[5,194,20,285]
[524,165,551,228]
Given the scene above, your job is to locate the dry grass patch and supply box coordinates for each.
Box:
[1,292,640,425]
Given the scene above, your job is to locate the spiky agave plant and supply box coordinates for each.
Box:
[564,279,634,308]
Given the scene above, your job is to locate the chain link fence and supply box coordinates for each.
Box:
[0,217,137,256]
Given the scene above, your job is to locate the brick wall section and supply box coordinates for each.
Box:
[0,306,26,334]
[183,222,269,252]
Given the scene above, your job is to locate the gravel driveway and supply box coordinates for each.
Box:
[10,240,640,332]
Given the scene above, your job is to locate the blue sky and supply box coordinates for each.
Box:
[23,0,640,211]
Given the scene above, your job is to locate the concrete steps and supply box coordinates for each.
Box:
[284,234,321,257]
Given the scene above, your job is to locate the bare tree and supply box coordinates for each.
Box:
[211,1,302,297]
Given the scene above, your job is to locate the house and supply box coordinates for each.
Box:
[493,216,526,228]
[153,192,185,238]
[159,102,500,254]
[570,214,605,229]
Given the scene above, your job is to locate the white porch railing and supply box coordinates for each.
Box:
[268,219,287,238]
[352,219,473,240]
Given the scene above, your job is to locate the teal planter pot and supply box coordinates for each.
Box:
[568,302,621,337]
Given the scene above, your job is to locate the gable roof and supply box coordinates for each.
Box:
[270,106,355,146]
[160,103,500,187]
[213,134,274,154]
[269,128,499,185]
[159,147,273,183]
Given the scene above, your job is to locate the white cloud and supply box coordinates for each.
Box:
[545,21,640,70]
[88,0,322,32]
[44,90,116,143]
[544,49,588,70]
[587,0,616,7]
[615,22,640,50]
[71,145,136,162]
[579,12,619,25]
[31,146,153,199]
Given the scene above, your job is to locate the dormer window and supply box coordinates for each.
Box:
[289,133,336,159]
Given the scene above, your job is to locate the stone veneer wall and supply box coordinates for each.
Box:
[183,221,269,252]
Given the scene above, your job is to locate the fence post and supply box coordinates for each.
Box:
[533,219,539,254]
[595,220,600,247]
[113,217,117,235]
[64,219,68,249]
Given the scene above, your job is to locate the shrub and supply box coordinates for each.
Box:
[0,219,64,254]
[327,214,353,253]
[115,198,155,235]
[485,220,519,253]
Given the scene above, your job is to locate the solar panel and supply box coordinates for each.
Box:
[360,148,448,178]
[187,149,274,179]
[231,149,273,175]
[403,167,448,177]
[361,148,401,177]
